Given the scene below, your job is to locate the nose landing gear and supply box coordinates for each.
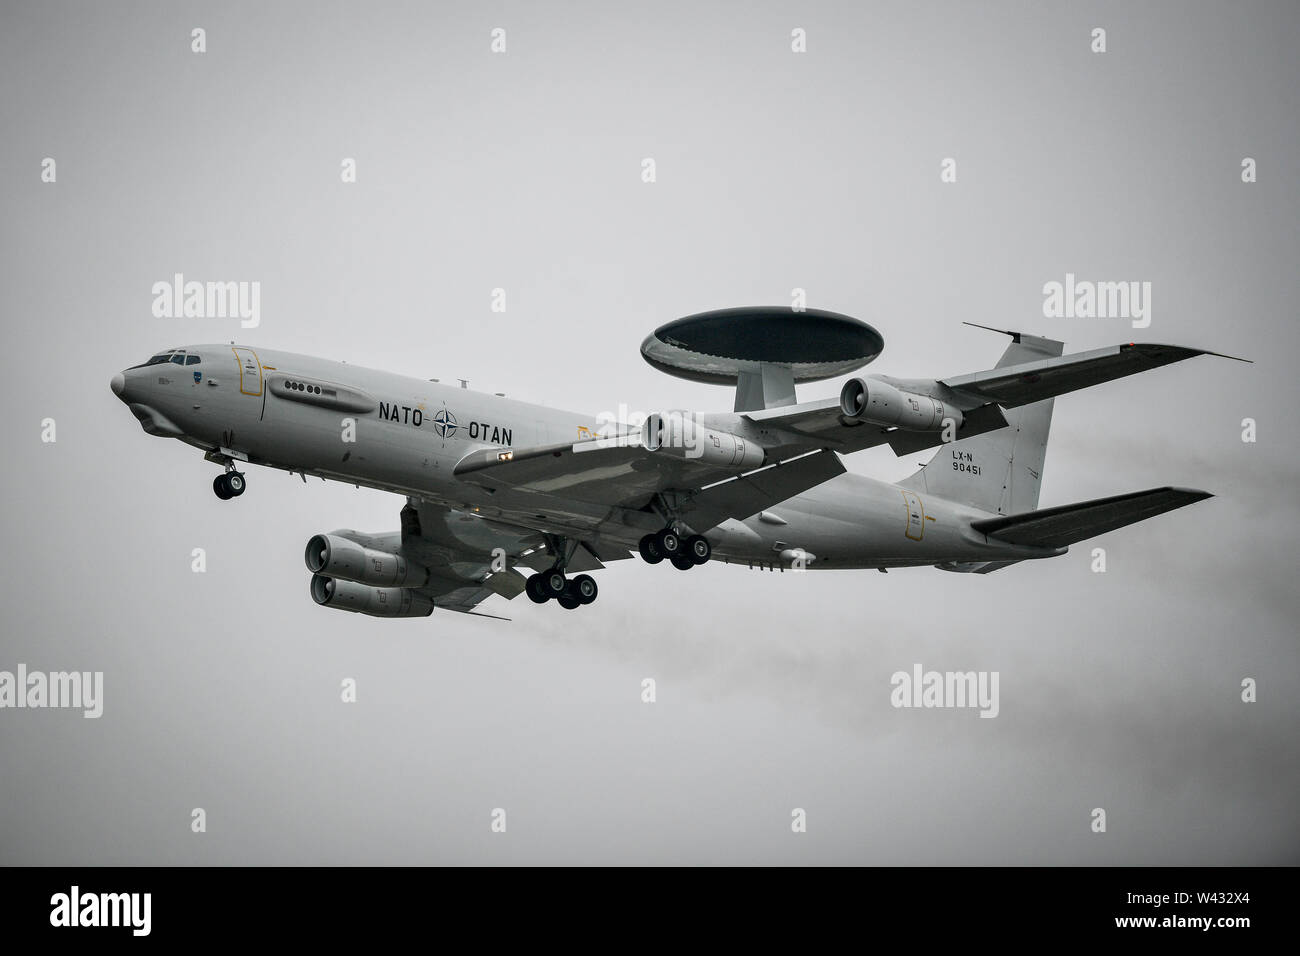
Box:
[213,470,246,499]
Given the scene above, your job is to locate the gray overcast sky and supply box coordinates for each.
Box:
[1,0,1296,864]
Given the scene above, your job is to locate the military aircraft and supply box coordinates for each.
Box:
[109,308,1246,618]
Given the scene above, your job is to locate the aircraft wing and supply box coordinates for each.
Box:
[680,450,847,531]
[426,582,514,619]
[939,342,1250,408]
[392,498,566,618]
[738,339,1247,457]
[451,337,1241,536]
[453,434,852,535]
[319,497,637,621]
[741,400,1009,458]
[453,436,746,508]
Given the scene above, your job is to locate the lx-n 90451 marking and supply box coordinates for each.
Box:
[110,309,1248,620]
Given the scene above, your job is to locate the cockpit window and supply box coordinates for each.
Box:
[135,349,186,368]
[185,355,201,365]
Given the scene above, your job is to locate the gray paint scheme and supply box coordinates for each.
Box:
[111,332,1221,615]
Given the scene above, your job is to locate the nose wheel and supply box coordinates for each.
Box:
[213,471,246,499]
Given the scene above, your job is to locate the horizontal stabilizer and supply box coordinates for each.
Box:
[970,487,1213,548]
[942,343,1249,409]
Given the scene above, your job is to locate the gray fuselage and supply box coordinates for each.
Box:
[111,345,1058,571]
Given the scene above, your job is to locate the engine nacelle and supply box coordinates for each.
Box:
[304,534,429,588]
[310,575,435,618]
[641,411,764,470]
[840,378,965,432]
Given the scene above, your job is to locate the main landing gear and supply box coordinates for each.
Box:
[639,528,710,571]
[525,569,598,610]
[213,469,246,500]
[524,534,598,610]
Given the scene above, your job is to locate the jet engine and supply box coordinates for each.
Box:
[304,533,430,588]
[309,574,434,618]
[641,411,764,469]
[839,378,965,432]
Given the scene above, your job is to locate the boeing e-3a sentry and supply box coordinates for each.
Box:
[110,308,1246,618]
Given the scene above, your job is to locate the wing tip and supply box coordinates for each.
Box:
[1166,486,1214,502]
[1152,486,1214,505]
[1123,342,1253,364]
[1203,350,1254,364]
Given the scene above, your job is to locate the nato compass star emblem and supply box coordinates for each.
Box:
[432,406,458,440]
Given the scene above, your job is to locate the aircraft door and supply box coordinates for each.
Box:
[902,490,925,541]
[232,348,263,396]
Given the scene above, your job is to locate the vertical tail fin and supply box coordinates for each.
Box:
[899,331,1063,515]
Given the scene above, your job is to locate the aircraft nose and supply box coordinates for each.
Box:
[110,372,126,398]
